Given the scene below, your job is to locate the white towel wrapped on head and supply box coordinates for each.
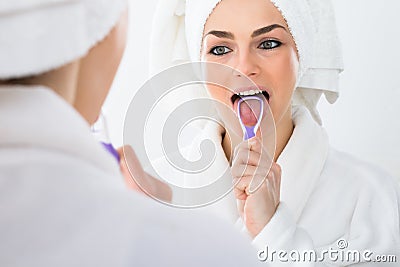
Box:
[0,0,128,79]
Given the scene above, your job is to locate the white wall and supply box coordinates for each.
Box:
[104,0,400,181]
[318,0,400,180]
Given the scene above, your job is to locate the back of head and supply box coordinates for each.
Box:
[0,0,129,123]
[0,0,127,80]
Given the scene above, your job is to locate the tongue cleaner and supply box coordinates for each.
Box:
[91,112,120,163]
[237,96,264,140]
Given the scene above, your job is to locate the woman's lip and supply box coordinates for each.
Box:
[234,85,270,96]
[230,90,270,106]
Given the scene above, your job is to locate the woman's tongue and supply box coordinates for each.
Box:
[239,99,261,126]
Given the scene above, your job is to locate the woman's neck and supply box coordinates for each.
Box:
[0,61,79,104]
[274,107,294,162]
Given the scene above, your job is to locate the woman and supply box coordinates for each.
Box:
[0,0,260,266]
[149,0,400,265]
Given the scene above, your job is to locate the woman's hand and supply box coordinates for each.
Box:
[231,138,281,238]
[117,146,172,202]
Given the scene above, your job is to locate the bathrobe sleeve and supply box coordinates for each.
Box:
[237,166,400,266]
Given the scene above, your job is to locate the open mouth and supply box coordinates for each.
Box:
[230,88,270,105]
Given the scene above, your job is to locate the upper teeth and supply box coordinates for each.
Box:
[238,89,262,96]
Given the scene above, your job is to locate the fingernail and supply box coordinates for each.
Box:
[249,138,257,146]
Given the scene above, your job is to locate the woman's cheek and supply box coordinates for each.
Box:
[287,48,300,83]
[278,52,298,94]
[206,85,227,104]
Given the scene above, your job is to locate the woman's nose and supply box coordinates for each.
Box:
[233,51,260,78]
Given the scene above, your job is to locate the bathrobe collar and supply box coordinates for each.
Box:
[276,105,329,221]
[0,85,120,177]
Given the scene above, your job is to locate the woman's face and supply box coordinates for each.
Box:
[201,0,299,132]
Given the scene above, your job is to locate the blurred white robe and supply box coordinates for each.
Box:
[0,85,260,267]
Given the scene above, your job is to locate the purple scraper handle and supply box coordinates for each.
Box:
[244,126,256,140]
[101,142,120,163]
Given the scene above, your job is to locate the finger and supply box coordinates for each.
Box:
[234,188,248,200]
[117,145,148,189]
[233,140,249,156]
[146,173,173,202]
[249,137,276,162]
[250,165,279,201]
[233,138,275,168]
[233,140,253,159]
[248,137,262,153]
[231,164,269,179]
[232,147,263,167]
[119,145,145,174]
[233,175,252,192]
[247,163,280,195]
[237,199,245,217]
[248,173,268,194]
[234,175,266,194]
[270,162,282,175]
[117,146,138,184]
[269,163,282,189]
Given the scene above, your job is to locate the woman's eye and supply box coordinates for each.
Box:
[258,40,281,50]
[210,46,232,56]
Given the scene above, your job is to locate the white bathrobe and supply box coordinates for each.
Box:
[0,86,260,267]
[160,105,400,266]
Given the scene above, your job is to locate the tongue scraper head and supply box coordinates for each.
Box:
[237,96,264,140]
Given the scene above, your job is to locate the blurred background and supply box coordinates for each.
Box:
[104,0,400,181]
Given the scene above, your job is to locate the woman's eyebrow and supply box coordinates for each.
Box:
[251,24,287,37]
[205,30,235,39]
[204,24,287,39]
